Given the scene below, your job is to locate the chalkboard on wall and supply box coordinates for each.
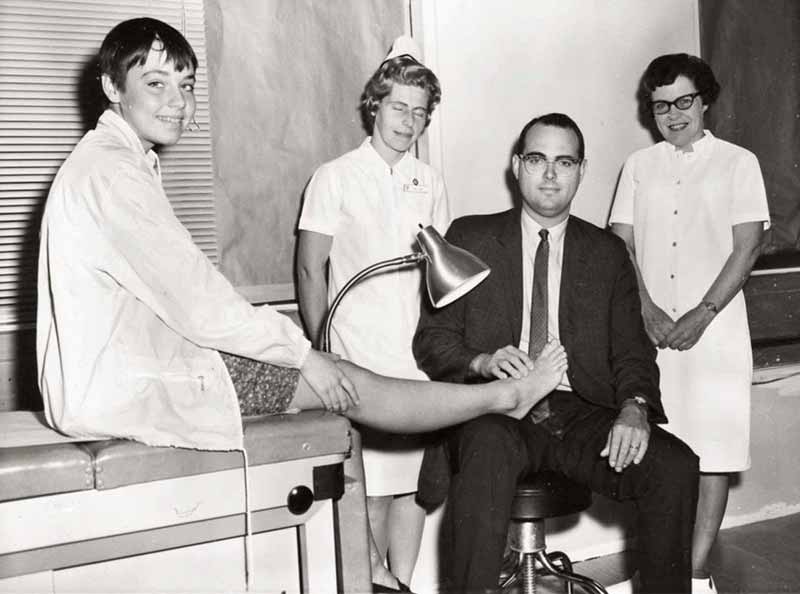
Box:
[204,0,406,301]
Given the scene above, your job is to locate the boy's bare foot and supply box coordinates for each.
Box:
[505,341,568,419]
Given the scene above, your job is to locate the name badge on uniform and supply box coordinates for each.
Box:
[403,178,428,194]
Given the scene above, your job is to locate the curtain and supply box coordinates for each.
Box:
[700,0,800,263]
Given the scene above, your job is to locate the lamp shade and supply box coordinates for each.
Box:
[321,225,490,352]
[416,225,491,308]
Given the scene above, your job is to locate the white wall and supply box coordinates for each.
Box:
[420,0,700,224]
[410,2,700,590]
[726,365,800,529]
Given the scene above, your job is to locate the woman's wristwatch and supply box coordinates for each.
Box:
[700,300,719,315]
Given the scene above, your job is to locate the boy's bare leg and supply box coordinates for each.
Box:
[290,341,568,432]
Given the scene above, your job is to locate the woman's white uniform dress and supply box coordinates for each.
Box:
[610,131,770,472]
[298,138,450,495]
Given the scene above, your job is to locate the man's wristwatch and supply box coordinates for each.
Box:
[622,395,649,418]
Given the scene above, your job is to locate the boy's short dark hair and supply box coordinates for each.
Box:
[359,55,441,132]
[99,17,197,93]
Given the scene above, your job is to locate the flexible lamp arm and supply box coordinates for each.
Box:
[321,252,425,353]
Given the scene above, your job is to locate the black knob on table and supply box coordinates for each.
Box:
[287,485,314,515]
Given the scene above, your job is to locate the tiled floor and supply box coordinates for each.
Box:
[505,513,800,593]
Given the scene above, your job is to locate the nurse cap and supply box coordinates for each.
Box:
[383,35,423,66]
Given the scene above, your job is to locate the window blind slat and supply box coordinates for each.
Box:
[0,0,216,325]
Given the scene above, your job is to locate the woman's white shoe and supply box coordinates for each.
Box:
[691,575,718,593]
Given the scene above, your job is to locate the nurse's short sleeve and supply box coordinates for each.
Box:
[730,150,770,229]
[608,155,637,225]
[298,163,341,236]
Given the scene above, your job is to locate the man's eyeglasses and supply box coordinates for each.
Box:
[518,153,582,176]
[651,91,702,115]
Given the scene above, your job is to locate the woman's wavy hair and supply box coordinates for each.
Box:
[637,53,720,123]
[359,54,441,132]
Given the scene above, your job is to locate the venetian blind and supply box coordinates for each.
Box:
[0,0,216,327]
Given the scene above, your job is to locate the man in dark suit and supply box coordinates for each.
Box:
[413,113,699,594]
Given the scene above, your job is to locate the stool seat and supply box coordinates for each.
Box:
[511,470,592,520]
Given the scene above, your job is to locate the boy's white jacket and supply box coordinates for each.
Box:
[36,110,310,451]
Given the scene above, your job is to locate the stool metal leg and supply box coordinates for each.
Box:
[547,551,574,594]
[549,550,573,572]
[505,519,546,593]
[499,551,522,590]
[536,551,608,594]
[548,551,578,593]
[504,516,608,594]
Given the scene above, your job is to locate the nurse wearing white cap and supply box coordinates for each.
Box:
[297,36,449,591]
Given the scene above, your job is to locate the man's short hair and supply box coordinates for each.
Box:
[99,17,197,94]
[637,53,720,121]
[514,113,586,161]
[359,55,442,132]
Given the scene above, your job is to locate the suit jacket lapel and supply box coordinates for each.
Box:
[495,209,523,347]
[559,216,589,353]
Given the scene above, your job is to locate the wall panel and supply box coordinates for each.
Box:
[204,0,406,300]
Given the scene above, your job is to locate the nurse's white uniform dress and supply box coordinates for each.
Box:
[610,131,769,472]
[299,138,450,495]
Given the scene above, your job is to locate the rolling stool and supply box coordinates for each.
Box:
[500,470,608,594]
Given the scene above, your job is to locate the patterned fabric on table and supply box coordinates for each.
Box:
[220,353,299,417]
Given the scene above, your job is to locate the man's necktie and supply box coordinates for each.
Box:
[528,228,550,423]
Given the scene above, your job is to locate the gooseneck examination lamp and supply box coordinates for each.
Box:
[320,225,491,353]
